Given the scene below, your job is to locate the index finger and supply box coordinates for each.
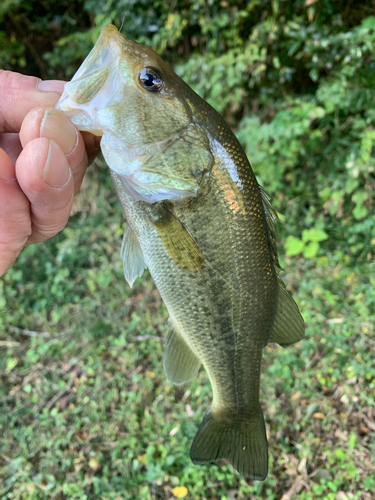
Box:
[0,71,66,134]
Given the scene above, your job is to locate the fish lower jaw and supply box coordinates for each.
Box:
[56,102,104,136]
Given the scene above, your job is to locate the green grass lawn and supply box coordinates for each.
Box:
[1,161,374,500]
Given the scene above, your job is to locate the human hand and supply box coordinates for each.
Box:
[0,71,101,277]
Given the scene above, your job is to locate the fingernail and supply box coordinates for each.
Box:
[38,80,66,93]
[42,140,71,187]
[0,148,16,180]
[40,107,77,154]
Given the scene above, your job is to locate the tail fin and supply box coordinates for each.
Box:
[190,406,268,480]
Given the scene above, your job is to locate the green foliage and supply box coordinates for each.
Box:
[1,1,375,499]
[285,228,328,258]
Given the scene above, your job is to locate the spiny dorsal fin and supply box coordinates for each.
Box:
[163,321,201,385]
[259,185,280,270]
[269,277,305,347]
[121,224,147,288]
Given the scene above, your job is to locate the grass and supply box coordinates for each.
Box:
[1,160,374,500]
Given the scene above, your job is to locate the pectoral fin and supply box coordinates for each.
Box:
[268,278,305,347]
[150,203,204,272]
[164,322,201,385]
[121,225,147,288]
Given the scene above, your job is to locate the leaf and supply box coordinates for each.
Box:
[309,68,319,82]
[335,448,346,460]
[352,190,367,205]
[172,486,189,498]
[353,205,368,220]
[348,431,356,451]
[303,241,319,258]
[285,236,304,256]
[313,412,325,419]
[6,357,18,373]
[88,458,99,470]
[327,481,338,492]
[302,228,328,242]
[361,15,375,30]
[352,190,368,220]
[307,106,325,120]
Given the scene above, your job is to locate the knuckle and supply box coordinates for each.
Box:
[0,70,13,88]
[30,220,67,243]
[0,70,40,90]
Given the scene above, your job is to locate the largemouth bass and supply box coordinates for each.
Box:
[56,25,304,480]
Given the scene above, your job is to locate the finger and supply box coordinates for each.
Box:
[0,71,66,133]
[0,148,31,276]
[81,132,102,166]
[16,138,74,244]
[20,107,88,194]
[0,133,22,163]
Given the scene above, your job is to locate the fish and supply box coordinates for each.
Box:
[55,24,304,480]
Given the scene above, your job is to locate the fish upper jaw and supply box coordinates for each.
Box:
[55,27,126,136]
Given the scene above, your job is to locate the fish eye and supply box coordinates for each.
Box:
[138,67,163,92]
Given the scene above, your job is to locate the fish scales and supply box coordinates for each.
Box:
[56,24,304,480]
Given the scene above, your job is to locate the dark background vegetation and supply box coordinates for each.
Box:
[1,0,375,499]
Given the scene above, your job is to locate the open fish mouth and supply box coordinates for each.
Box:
[55,26,128,137]
[73,25,124,81]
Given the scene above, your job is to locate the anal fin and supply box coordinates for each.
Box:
[121,225,147,288]
[269,277,305,347]
[163,322,201,385]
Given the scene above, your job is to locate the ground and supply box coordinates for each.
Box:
[1,160,374,500]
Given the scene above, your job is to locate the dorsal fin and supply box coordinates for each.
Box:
[268,277,305,347]
[259,185,281,270]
